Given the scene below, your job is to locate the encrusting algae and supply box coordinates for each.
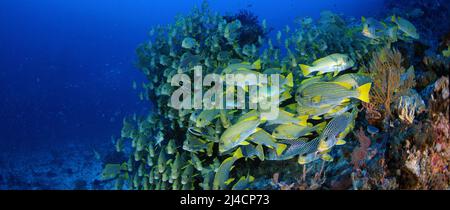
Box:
[102,1,449,190]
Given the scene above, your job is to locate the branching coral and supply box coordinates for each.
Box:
[367,46,415,123]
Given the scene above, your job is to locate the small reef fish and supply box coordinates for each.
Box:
[265,109,308,126]
[298,151,333,165]
[221,59,261,74]
[166,139,177,155]
[101,164,124,180]
[171,152,183,180]
[247,129,287,156]
[266,137,320,161]
[179,52,203,69]
[196,109,220,128]
[158,147,169,173]
[240,144,265,161]
[296,81,371,107]
[190,153,203,171]
[181,164,194,185]
[296,102,345,120]
[219,116,261,154]
[391,15,419,40]
[213,148,244,190]
[332,73,372,89]
[183,134,212,153]
[279,137,321,160]
[272,122,326,140]
[199,168,215,190]
[182,37,198,49]
[318,110,357,152]
[361,16,387,40]
[299,53,355,76]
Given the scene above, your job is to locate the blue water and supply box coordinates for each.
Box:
[0,0,384,189]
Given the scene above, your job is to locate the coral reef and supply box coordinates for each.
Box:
[103,1,449,190]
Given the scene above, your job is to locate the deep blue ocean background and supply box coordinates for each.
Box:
[0,0,383,189]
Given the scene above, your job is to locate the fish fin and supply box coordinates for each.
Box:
[281,91,292,101]
[333,70,339,77]
[240,141,250,146]
[256,144,265,161]
[296,115,308,126]
[241,115,259,122]
[321,154,334,162]
[391,15,396,23]
[356,83,372,103]
[255,127,263,134]
[276,144,287,156]
[298,156,307,165]
[318,139,329,152]
[299,64,312,76]
[233,148,244,159]
[315,121,327,133]
[341,98,351,103]
[253,59,261,70]
[332,81,353,89]
[319,149,332,154]
[311,115,322,120]
[361,16,366,23]
[285,73,294,87]
[312,96,321,103]
[225,178,235,185]
[336,139,346,146]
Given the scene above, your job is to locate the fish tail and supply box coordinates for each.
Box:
[299,64,312,76]
[253,59,261,70]
[391,15,397,23]
[233,148,244,159]
[297,115,309,126]
[285,73,294,87]
[275,144,287,156]
[356,83,372,103]
[297,156,307,165]
[315,121,327,133]
[224,178,235,185]
[317,139,329,152]
[336,139,346,146]
[321,153,334,162]
[281,91,292,101]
